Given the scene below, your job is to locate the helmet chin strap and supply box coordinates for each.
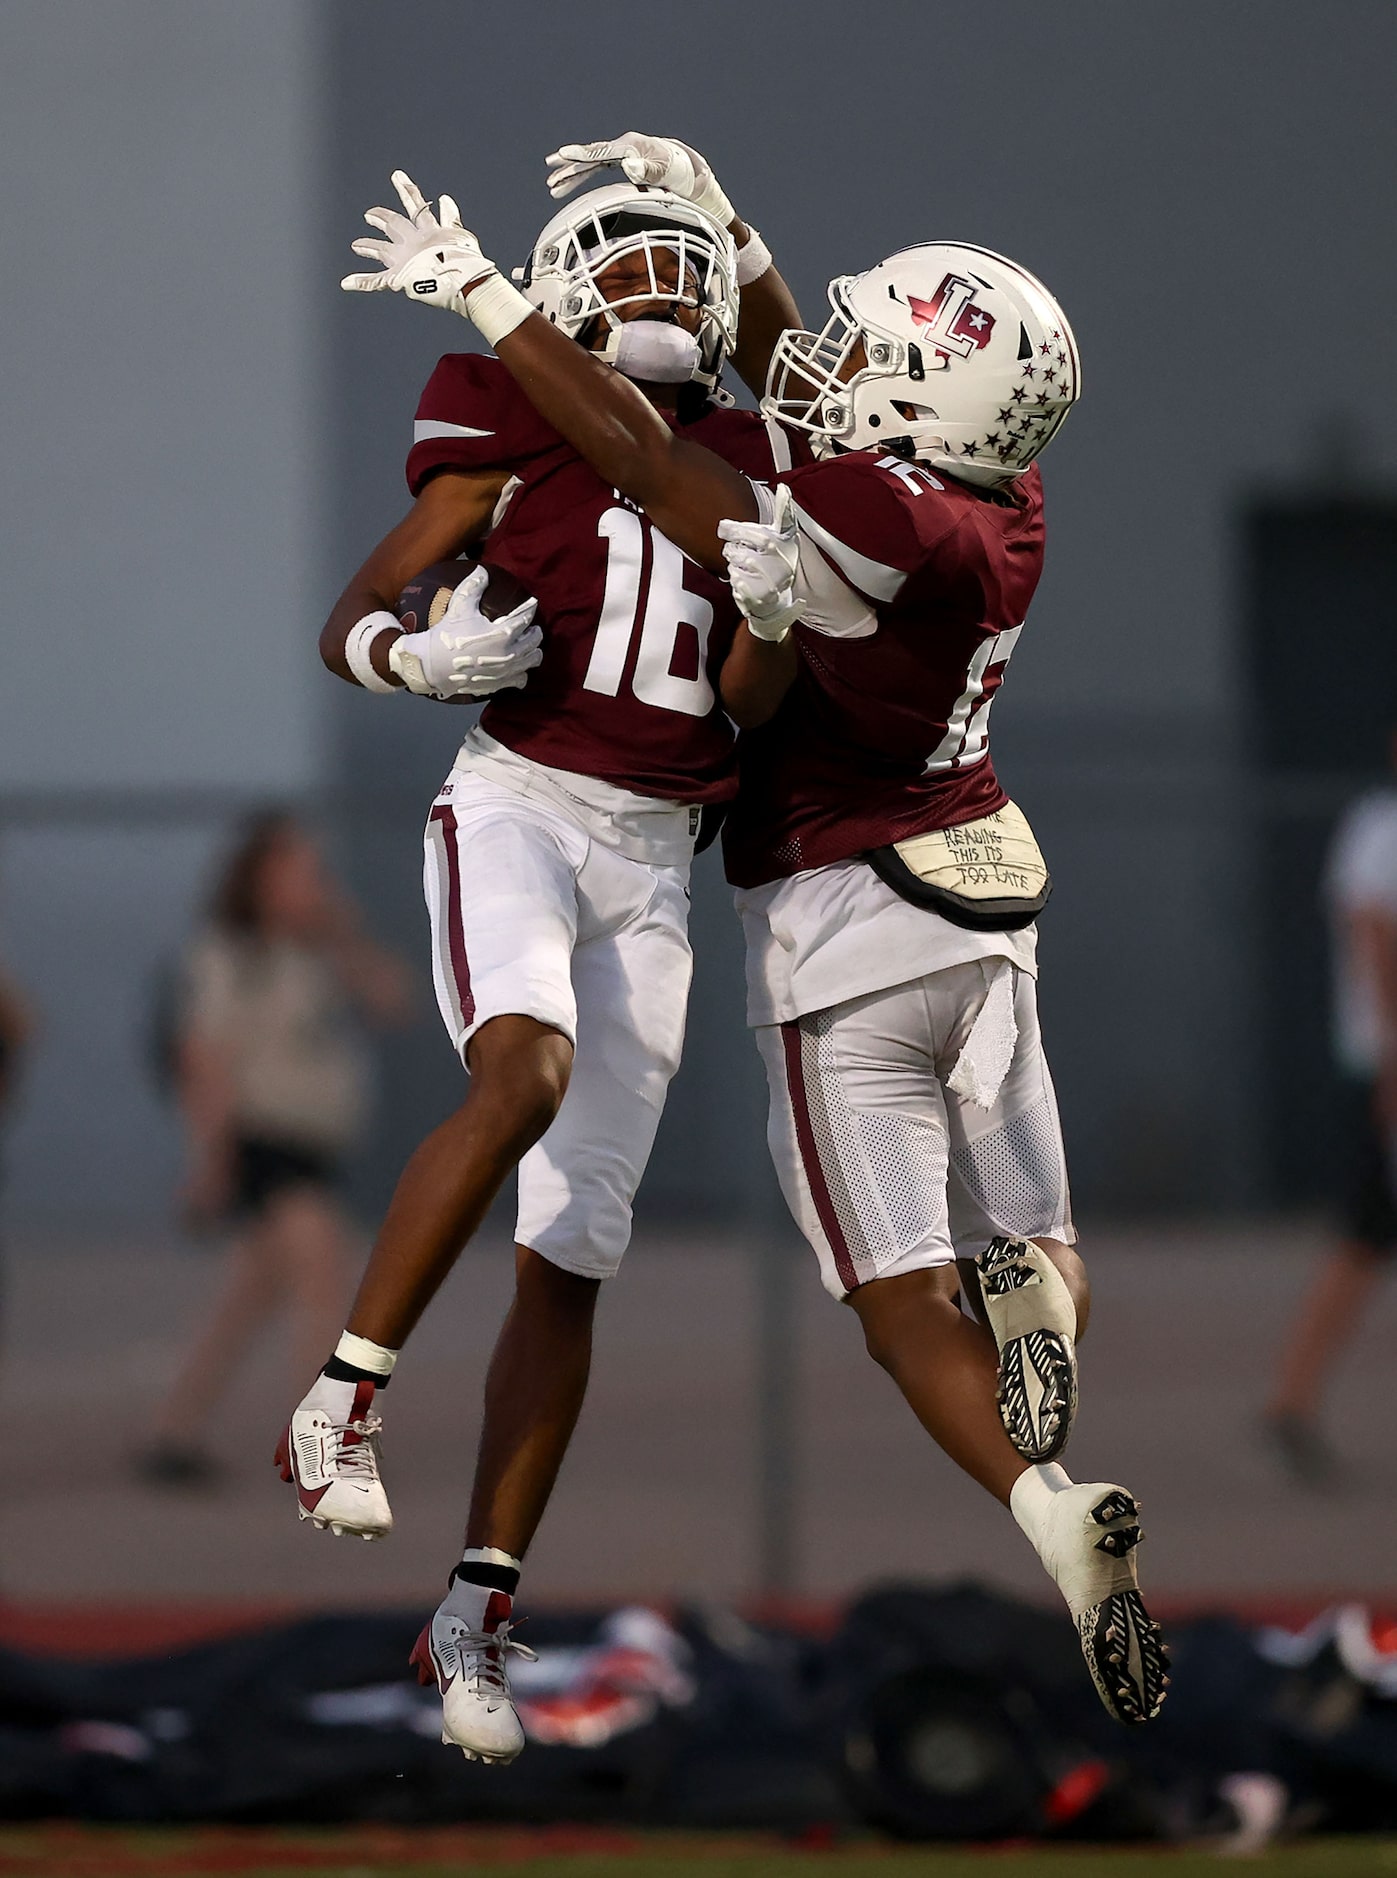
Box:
[605,319,702,384]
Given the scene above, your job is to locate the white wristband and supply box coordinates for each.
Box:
[735,227,773,287]
[343,612,403,693]
[464,269,535,346]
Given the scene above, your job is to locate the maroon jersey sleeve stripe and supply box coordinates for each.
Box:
[407,353,554,495]
[781,1019,860,1294]
[429,804,475,1030]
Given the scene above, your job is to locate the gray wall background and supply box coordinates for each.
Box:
[2,1,1394,1226]
[0,0,324,1221]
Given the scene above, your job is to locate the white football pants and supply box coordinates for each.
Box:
[424,768,692,1279]
[757,961,1074,1300]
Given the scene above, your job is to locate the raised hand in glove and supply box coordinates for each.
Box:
[389,567,542,699]
[545,133,733,226]
[342,170,496,313]
[718,485,806,643]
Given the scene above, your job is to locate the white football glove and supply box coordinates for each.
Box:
[717,486,806,643]
[545,133,733,227]
[342,170,496,314]
[388,567,542,699]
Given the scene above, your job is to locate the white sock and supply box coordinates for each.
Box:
[1009,1461,1075,1550]
[461,1546,522,1572]
[301,1371,375,1418]
[443,1553,523,1623]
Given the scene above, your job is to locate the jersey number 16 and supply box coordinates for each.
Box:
[583,508,715,719]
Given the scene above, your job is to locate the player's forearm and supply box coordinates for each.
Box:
[719,623,798,728]
[320,470,511,687]
[495,316,675,498]
[726,215,802,401]
[492,313,757,568]
[321,583,405,687]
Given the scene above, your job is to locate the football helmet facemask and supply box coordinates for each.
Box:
[515,183,738,390]
[762,243,1080,487]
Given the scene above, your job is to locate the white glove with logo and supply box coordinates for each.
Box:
[342,170,496,313]
[545,133,734,227]
[388,567,542,699]
[717,486,806,643]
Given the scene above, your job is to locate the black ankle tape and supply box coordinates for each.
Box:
[323,1355,390,1387]
[451,1561,520,1596]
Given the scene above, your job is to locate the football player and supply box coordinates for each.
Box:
[280,140,806,1764]
[344,164,1169,1727]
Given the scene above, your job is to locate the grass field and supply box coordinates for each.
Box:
[4,1829,1397,1878]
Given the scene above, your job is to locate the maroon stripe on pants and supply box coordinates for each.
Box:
[780,1019,859,1294]
[429,803,475,1029]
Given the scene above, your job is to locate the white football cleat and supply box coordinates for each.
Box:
[275,1377,392,1540]
[411,1582,537,1765]
[1031,1480,1169,1726]
[976,1237,1079,1462]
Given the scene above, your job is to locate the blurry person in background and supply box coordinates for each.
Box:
[0,951,34,1333]
[1265,744,1397,1487]
[0,961,32,1132]
[137,812,410,1487]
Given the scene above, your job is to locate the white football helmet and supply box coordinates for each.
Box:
[763,243,1080,487]
[514,183,738,390]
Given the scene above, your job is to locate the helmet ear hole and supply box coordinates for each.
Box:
[1017,323,1033,360]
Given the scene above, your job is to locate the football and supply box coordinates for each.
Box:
[396,559,535,632]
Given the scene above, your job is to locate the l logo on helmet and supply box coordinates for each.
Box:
[908,275,995,361]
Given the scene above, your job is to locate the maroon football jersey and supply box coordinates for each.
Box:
[407,353,793,805]
[723,451,1045,889]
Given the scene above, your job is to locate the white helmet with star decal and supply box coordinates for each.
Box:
[762,242,1080,487]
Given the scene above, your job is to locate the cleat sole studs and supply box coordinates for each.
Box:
[1091,1491,1139,1526]
[996,1330,1078,1463]
[1077,1591,1171,1728]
